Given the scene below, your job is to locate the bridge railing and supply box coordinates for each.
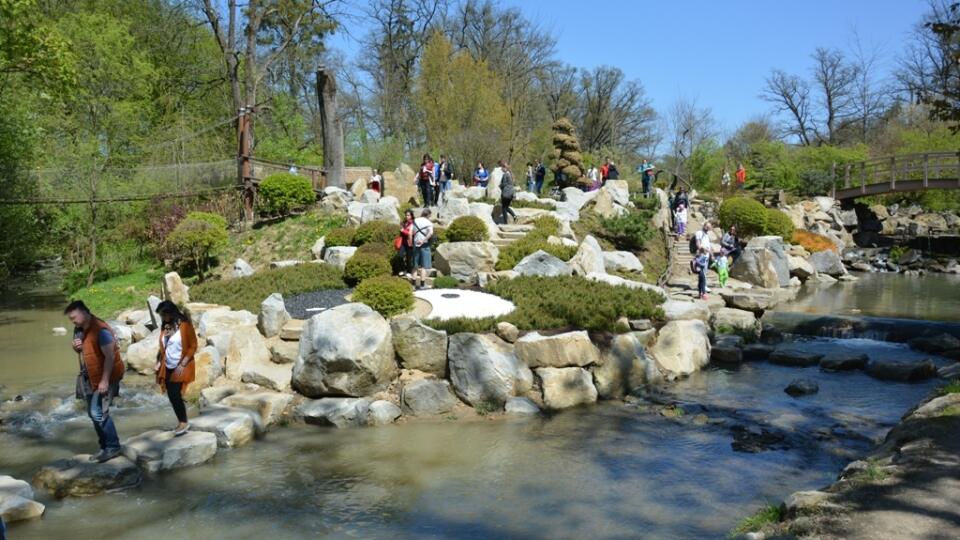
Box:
[832,151,960,197]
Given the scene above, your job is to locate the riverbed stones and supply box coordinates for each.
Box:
[742,343,775,361]
[293,303,396,397]
[568,235,606,276]
[360,201,400,224]
[298,397,371,428]
[401,379,458,416]
[190,346,224,395]
[720,290,778,313]
[784,379,820,397]
[769,345,824,367]
[258,293,290,338]
[512,249,572,277]
[279,319,304,340]
[447,333,533,407]
[367,400,402,426]
[662,299,711,322]
[495,321,519,343]
[650,320,711,376]
[712,308,759,336]
[515,331,601,368]
[536,367,598,409]
[866,359,938,382]
[190,405,262,448]
[33,455,141,498]
[123,430,218,474]
[0,475,44,522]
[390,316,448,376]
[267,337,299,364]
[505,396,540,415]
[233,258,255,278]
[220,391,293,427]
[908,333,960,354]
[711,335,744,365]
[819,351,869,371]
[808,250,846,277]
[434,242,499,284]
[125,329,160,374]
[163,271,190,305]
[788,255,815,280]
[591,332,658,398]
[197,307,257,339]
[227,331,291,391]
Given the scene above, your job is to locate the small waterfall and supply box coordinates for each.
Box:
[762,311,960,344]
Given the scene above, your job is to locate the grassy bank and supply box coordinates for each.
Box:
[218,210,346,274]
[66,266,165,317]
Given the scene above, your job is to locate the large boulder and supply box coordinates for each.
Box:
[908,333,960,354]
[447,333,533,407]
[122,430,218,474]
[323,246,357,270]
[730,247,782,288]
[808,250,846,277]
[311,237,326,260]
[0,475,44,523]
[721,290,778,313]
[434,242,499,284]
[591,332,659,399]
[819,351,869,371]
[227,331,291,392]
[438,196,471,224]
[293,303,397,397]
[769,345,823,367]
[593,188,628,219]
[603,251,644,274]
[360,201,400,224]
[787,255,815,280]
[515,331,601,368]
[233,258,255,278]
[536,367,598,409]
[390,317,448,376]
[197,308,257,339]
[662,300,711,322]
[487,167,503,200]
[468,202,501,239]
[33,455,141,498]
[505,396,541,415]
[650,320,711,376]
[188,405,261,448]
[125,329,160,374]
[163,271,190,305]
[603,180,630,205]
[568,235,606,276]
[258,293,290,338]
[298,398,371,428]
[513,250,572,277]
[190,346,224,395]
[711,335,744,365]
[711,308,759,336]
[401,379,458,416]
[219,391,293,427]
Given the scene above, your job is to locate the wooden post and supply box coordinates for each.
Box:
[317,68,345,189]
[831,162,836,198]
[844,163,851,189]
[860,161,866,193]
[890,156,896,191]
[923,153,929,188]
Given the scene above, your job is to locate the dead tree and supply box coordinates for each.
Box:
[317,68,345,189]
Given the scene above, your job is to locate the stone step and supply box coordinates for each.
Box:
[498,230,528,239]
[492,240,517,248]
[499,224,534,233]
[279,319,304,341]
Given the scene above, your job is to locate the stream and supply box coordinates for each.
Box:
[0,274,955,539]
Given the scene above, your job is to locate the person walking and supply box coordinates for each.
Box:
[694,247,710,300]
[639,159,654,196]
[154,301,197,436]
[525,162,535,192]
[695,222,714,293]
[735,163,746,191]
[472,161,489,188]
[534,159,546,194]
[721,168,731,193]
[500,162,517,224]
[674,203,688,236]
[412,209,434,289]
[65,300,125,463]
[397,209,416,277]
[417,153,435,206]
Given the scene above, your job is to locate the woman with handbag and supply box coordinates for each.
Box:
[396,209,416,277]
[154,300,198,436]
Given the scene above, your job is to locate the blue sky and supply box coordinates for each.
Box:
[329,0,930,134]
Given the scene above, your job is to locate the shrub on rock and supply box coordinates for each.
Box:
[764,209,795,239]
[353,220,398,246]
[344,252,392,286]
[324,226,356,247]
[257,172,315,215]
[598,211,655,251]
[445,215,489,242]
[353,275,414,317]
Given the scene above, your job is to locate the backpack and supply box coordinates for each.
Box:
[688,235,698,255]
[689,258,698,274]
[607,165,619,179]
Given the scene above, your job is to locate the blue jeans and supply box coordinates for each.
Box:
[87,388,121,452]
[698,269,707,297]
[414,245,432,269]
[535,178,544,194]
[419,181,434,207]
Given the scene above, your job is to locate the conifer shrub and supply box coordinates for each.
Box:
[324,226,356,247]
[258,173,315,215]
[445,215,489,242]
[764,209,796,239]
[353,220,398,246]
[353,275,414,317]
[343,252,392,286]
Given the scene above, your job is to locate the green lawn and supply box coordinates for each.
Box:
[67,266,165,318]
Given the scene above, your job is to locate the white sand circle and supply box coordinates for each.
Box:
[414,289,515,321]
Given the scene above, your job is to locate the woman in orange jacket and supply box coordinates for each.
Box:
[155,300,197,436]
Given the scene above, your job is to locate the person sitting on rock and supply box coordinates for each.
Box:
[65,300,125,463]
[154,300,197,437]
[721,225,741,262]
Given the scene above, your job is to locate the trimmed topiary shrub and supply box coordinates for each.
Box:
[344,252,392,286]
[433,275,459,289]
[353,220,398,246]
[764,209,795,239]
[324,226,356,247]
[719,197,768,238]
[353,275,414,317]
[258,172,315,215]
[445,215,489,242]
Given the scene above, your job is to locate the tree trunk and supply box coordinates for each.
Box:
[317,68,345,189]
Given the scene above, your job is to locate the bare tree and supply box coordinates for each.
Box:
[666,96,718,162]
[576,66,657,155]
[762,69,813,145]
[895,0,956,103]
[810,47,859,144]
[848,31,890,143]
[540,64,578,121]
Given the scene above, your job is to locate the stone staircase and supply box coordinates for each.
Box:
[664,201,723,292]
[492,224,534,249]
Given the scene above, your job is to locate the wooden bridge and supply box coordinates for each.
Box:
[832,151,960,200]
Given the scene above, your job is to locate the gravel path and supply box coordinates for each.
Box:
[285,288,353,319]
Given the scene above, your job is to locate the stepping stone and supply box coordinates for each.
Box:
[743,343,775,361]
[279,319,305,341]
[769,345,824,367]
[122,430,218,474]
[33,455,141,498]
[820,352,869,371]
[0,475,44,523]
[784,378,820,397]
[190,405,263,448]
[866,360,938,382]
[711,335,744,365]
[505,396,540,416]
[220,391,294,427]
[367,400,401,426]
[298,398,371,428]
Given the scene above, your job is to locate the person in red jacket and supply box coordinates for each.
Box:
[735,163,746,191]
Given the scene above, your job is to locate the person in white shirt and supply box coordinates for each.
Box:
[674,204,688,236]
[368,169,382,194]
[412,209,434,289]
[694,223,714,292]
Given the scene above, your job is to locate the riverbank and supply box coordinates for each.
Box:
[733,383,960,539]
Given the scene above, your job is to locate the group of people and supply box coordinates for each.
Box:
[416,154,454,206]
[396,208,435,289]
[581,158,621,192]
[688,222,742,300]
[721,163,747,192]
[64,298,200,464]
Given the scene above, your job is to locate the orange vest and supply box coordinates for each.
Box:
[82,318,125,385]
[156,320,198,391]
